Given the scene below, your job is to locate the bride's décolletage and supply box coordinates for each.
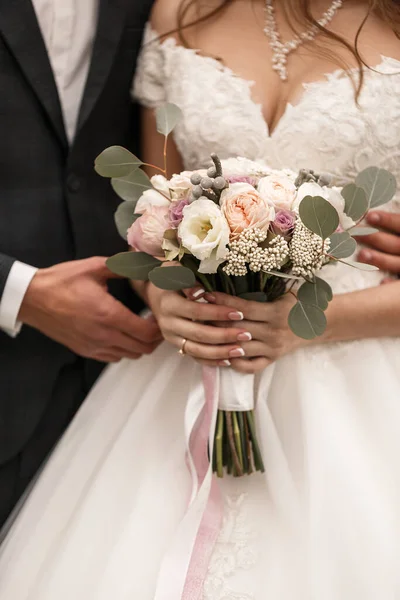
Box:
[1,0,400,598]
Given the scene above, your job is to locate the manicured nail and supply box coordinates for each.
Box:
[237,332,252,341]
[229,347,246,358]
[228,311,244,321]
[358,249,372,262]
[368,212,380,225]
[196,298,208,304]
[220,360,231,367]
[205,293,217,302]
[192,288,206,298]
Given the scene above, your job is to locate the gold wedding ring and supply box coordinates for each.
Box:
[178,338,188,356]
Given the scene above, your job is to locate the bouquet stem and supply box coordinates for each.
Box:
[213,409,265,477]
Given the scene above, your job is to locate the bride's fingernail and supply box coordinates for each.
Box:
[237,332,252,341]
[205,293,217,302]
[228,311,244,321]
[229,347,246,358]
[220,360,231,367]
[196,298,208,304]
[368,212,380,224]
[192,288,206,298]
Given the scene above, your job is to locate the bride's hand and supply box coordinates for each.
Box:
[203,292,308,373]
[146,284,253,364]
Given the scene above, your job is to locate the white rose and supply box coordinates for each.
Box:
[150,175,171,197]
[257,174,297,210]
[295,182,355,229]
[135,188,170,214]
[168,171,194,199]
[178,199,230,273]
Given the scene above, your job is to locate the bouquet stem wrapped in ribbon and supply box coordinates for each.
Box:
[95,103,397,478]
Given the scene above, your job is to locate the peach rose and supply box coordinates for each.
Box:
[220,182,275,238]
[257,174,297,211]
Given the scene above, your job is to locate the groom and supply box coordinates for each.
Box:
[0,0,158,527]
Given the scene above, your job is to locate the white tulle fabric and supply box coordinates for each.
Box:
[1,24,400,600]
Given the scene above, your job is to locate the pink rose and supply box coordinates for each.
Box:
[220,182,275,239]
[169,198,189,229]
[272,210,296,235]
[226,176,258,186]
[127,205,169,256]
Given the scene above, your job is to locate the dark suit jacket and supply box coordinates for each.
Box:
[0,0,153,464]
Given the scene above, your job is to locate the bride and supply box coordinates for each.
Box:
[1,0,400,598]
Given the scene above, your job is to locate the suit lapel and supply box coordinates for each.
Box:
[77,0,126,134]
[0,0,67,149]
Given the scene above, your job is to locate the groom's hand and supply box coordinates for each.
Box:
[19,257,162,363]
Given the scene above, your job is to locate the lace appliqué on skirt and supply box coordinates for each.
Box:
[203,494,258,600]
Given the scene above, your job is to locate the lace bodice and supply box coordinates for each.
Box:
[133,25,400,295]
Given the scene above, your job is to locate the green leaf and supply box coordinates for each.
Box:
[149,265,196,290]
[314,276,333,301]
[340,260,379,271]
[341,184,368,221]
[95,146,142,178]
[356,166,397,209]
[299,195,339,239]
[329,232,357,259]
[348,226,379,236]
[106,252,161,280]
[111,169,153,202]
[156,103,183,136]
[114,200,139,240]
[238,292,267,303]
[288,301,327,340]
[297,281,329,311]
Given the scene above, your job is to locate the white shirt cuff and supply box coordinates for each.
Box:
[0,261,38,337]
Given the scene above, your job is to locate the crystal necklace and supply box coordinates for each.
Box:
[264,0,343,81]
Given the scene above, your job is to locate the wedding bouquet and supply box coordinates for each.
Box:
[95,104,396,477]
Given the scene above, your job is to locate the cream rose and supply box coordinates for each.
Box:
[257,174,297,211]
[135,188,170,214]
[220,182,275,238]
[168,171,197,199]
[178,199,230,273]
[150,175,171,197]
[295,182,355,230]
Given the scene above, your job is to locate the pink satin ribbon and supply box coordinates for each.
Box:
[153,366,223,600]
[182,368,223,600]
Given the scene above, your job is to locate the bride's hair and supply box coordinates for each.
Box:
[174,0,400,97]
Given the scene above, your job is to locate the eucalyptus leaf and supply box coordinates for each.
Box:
[314,277,333,301]
[356,166,397,209]
[329,232,357,259]
[348,226,379,236]
[114,200,139,240]
[297,281,329,311]
[288,301,327,340]
[111,169,153,202]
[95,146,143,178]
[239,292,268,303]
[299,195,339,239]
[149,265,196,291]
[340,260,379,271]
[156,103,183,137]
[106,252,161,280]
[341,183,368,221]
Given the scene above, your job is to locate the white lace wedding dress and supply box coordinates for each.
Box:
[1,26,400,600]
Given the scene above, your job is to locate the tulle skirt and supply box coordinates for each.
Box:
[1,335,400,599]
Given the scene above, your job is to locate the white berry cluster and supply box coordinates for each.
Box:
[289,222,330,278]
[223,228,289,276]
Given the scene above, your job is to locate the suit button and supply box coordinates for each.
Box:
[67,173,81,193]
